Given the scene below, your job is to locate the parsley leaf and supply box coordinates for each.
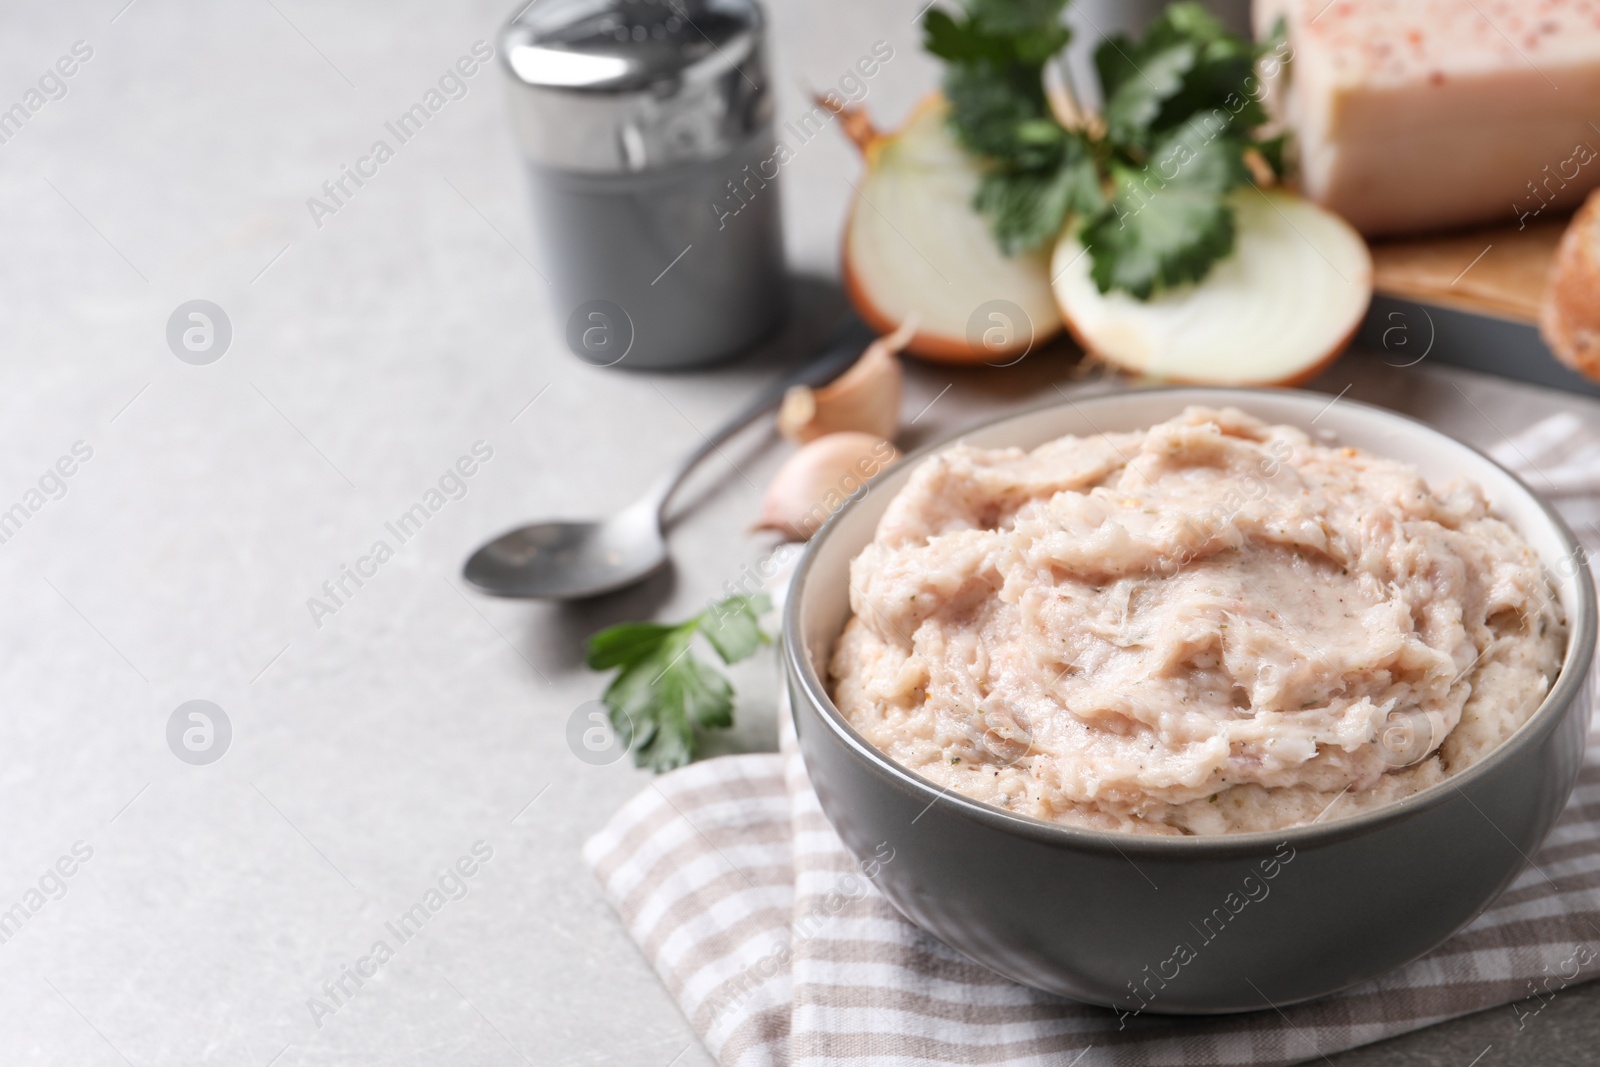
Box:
[1097,4,1270,149]
[1100,41,1196,149]
[924,0,1070,165]
[584,594,772,772]
[585,621,677,670]
[923,0,1289,299]
[1082,177,1234,298]
[1082,118,1249,297]
[700,593,771,663]
[974,134,1102,254]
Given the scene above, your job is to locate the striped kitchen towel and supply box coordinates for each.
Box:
[584,412,1600,1067]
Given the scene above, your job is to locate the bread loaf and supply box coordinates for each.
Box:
[1540,189,1600,383]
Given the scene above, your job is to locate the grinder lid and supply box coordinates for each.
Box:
[499,0,771,174]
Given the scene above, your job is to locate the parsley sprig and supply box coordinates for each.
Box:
[585,594,771,772]
[924,1,1287,299]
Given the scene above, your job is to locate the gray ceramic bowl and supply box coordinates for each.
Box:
[784,386,1596,1014]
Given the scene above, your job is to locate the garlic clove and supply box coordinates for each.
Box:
[754,432,900,541]
[777,317,914,444]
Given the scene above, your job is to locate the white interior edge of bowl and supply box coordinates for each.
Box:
[792,385,1596,850]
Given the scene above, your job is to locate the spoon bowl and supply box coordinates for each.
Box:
[463,503,668,599]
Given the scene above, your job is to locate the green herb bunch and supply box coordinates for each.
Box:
[585,594,771,772]
[924,0,1288,298]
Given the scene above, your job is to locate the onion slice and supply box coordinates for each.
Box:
[843,96,1063,364]
[1050,188,1373,385]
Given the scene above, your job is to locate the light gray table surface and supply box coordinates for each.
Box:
[2,1,1598,1065]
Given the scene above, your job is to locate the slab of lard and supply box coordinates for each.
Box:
[1255,0,1600,236]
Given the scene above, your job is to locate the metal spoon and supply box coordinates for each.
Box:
[463,316,877,599]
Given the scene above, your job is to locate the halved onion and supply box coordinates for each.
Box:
[842,95,1063,364]
[1050,188,1373,384]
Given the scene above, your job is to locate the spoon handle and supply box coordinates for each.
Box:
[643,313,879,521]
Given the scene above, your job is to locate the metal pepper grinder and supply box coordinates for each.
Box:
[499,0,787,370]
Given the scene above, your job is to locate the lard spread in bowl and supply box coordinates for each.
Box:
[829,406,1565,836]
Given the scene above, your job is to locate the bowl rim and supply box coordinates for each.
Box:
[783,384,1598,857]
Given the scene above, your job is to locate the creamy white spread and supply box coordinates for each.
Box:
[829,407,1565,835]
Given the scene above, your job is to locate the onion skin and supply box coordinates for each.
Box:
[1052,298,1361,388]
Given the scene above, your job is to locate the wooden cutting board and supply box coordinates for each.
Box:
[1368,217,1568,325]
[1353,213,1600,397]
